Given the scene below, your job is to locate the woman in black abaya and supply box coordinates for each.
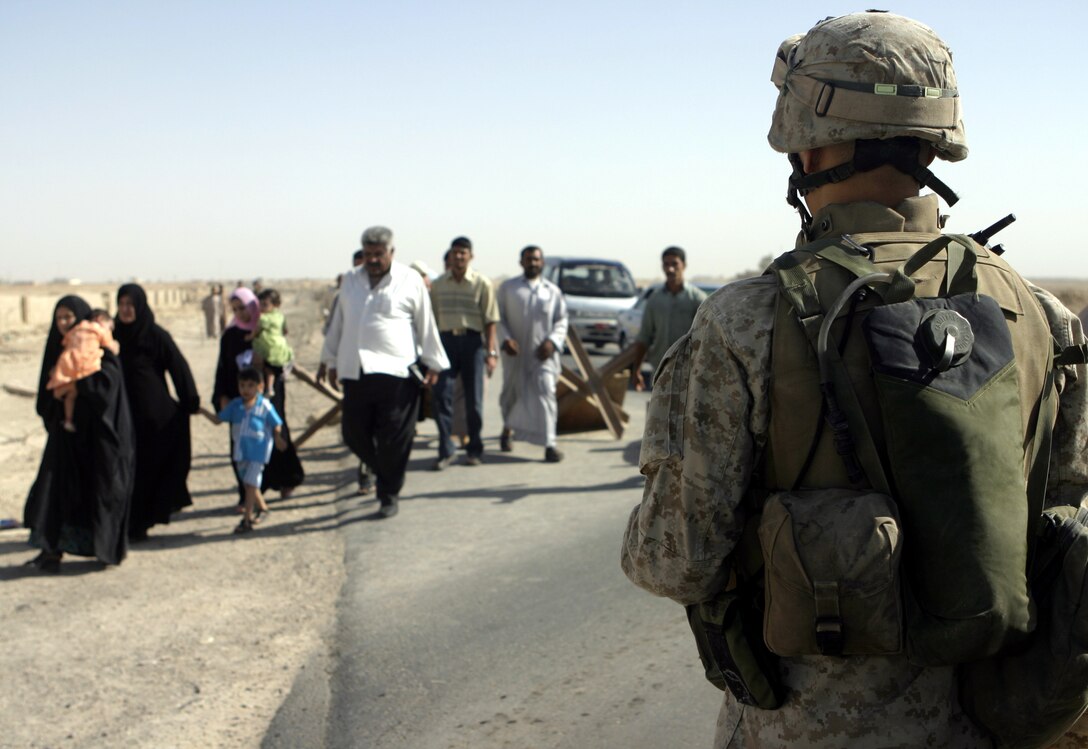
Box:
[24,295,134,572]
[212,287,304,505]
[115,284,201,541]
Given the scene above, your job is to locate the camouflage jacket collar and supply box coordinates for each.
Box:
[799,194,942,246]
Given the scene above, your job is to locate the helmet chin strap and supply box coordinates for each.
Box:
[786,138,960,235]
[786,154,814,235]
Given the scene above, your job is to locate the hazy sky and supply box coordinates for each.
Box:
[2,1,1085,284]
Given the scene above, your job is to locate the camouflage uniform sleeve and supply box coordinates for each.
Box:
[1029,284,1088,507]
[621,277,776,604]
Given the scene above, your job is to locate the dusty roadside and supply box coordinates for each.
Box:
[0,285,348,749]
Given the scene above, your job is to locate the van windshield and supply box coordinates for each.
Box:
[557,263,637,298]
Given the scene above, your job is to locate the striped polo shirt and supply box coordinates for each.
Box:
[430,267,500,332]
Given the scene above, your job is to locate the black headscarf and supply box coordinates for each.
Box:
[36,295,92,424]
[114,283,156,354]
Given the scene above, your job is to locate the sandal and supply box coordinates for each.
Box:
[233,519,253,535]
[252,507,269,526]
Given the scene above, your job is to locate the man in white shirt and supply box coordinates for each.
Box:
[318,226,449,518]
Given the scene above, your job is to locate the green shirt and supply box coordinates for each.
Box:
[637,283,707,368]
[430,267,500,332]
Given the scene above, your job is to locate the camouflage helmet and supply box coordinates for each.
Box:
[768,11,968,162]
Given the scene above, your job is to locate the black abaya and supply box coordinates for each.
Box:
[25,296,134,565]
[115,284,200,539]
[212,326,304,498]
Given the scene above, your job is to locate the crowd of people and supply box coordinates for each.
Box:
[316,229,594,517]
[23,226,677,561]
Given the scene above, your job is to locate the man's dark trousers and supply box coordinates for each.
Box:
[340,375,420,499]
[433,331,485,459]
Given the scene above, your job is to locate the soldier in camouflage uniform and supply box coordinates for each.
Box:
[620,11,1088,748]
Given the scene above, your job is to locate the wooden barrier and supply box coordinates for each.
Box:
[556,330,634,438]
[290,364,343,449]
[285,330,635,447]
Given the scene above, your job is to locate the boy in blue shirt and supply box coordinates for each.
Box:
[216,367,287,534]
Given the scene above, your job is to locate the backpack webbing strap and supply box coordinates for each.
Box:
[1024,344,1060,572]
[882,234,980,303]
[817,280,893,496]
[1055,344,1088,366]
[813,580,844,655]
[768,241,839,322]
[768,251,893,494]
[813,242,887,284]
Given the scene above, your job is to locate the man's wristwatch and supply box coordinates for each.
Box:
[487,350,498,357]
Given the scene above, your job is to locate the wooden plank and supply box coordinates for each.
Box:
[290,363,343,402]
[566,328,625,438]
[293,402,343,449]
[598,345,639,380]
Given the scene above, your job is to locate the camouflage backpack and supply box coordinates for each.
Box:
[687,229,1088,740]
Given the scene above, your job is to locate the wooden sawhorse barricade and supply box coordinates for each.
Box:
[287,328,635,447]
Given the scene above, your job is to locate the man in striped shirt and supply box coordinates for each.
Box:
[430,236,500,469]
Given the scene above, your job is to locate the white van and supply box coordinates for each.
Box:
[543,256,639,348]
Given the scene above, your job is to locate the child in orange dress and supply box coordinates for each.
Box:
[46,309,121,433]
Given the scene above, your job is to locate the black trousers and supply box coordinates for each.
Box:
[341,374,420,499]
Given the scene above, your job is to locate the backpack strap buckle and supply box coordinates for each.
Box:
[814,581,845,655]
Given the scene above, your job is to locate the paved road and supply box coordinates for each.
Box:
[267,353,724,748]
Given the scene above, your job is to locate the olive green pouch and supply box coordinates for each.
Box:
[758,489,904,656]
[686,580,785,709]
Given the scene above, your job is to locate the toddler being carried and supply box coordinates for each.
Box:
[46,309,120,433]
[246,288,293,396]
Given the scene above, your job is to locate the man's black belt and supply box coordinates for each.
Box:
[442,328,479,336]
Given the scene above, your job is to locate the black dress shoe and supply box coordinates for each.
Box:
[544,447,564,463]
[500,431,512,452]
[378,495,399,518]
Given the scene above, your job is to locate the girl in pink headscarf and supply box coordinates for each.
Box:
[211,287,303,519]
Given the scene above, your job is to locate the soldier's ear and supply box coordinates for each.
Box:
[800,142,853,174]
[798,148,820,174]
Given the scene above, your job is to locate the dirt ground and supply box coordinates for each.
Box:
[1,276,1086,749]
[0,282,349,749]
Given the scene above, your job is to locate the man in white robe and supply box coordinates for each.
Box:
[497,245,569,462]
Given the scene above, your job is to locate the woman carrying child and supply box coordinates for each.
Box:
[45,307,120,433]
[24,296,135,572]
[115,284,201,541]
[212,287,303,508]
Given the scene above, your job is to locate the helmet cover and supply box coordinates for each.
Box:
[768,11,968,161]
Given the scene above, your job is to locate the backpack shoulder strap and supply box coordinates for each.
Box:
[766,239,892,494]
